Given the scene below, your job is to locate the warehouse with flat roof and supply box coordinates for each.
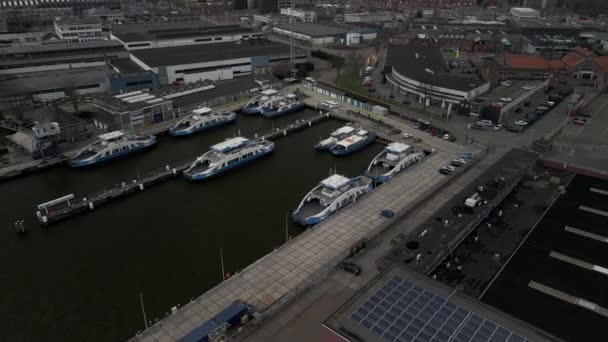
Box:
[129,38,308,85]
[272,23,377,45]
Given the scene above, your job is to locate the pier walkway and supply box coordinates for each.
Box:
[129,138,474,341]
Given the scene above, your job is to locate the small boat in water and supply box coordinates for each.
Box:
[169,107,236,136]
[365,142,429,183]
[69,131,156,167]
[260,93,304,118]
[184,137,275,180]
[314,125,356,151]
[292,174,372,225]
[242,89,279,114]
[329,129,376,156]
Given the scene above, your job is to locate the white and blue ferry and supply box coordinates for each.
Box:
[364,142,428,183]
[260,93,304,118]
[69,131,157,167]
[292,174,372,226]
[242,89,279,114]
[329,129,376,156]
[313,125,356,150]
[169,107,236,136]
[183,137,274,180]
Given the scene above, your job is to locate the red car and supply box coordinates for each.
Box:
[573,118,588,125]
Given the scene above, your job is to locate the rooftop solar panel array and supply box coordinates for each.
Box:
[349,276,533,342]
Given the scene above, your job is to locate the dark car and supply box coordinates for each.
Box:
[524,100,532,107]
[381,209,395,218]
[339,262,361,275]
[506,125,524,133]
[514,108,522,113]
[402,100,412,105]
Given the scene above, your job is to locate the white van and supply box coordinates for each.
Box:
[477,119,493,127]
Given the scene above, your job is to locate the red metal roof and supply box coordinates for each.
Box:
[574,47,593,56]
[593,55,608,73]
[504,53,548,69]
[547,60,566,69]
[562,52,585,67]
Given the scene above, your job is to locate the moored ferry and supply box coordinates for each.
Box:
[260,93,304,118]
[329,129,376,156]
[365,142,429,183]
[242,89,279,114]
[69,131,157,167]
[183,137,275,180]
[292,174,372,226]
[169,107,236,136]
[314,125,356,150]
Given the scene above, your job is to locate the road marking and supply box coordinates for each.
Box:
[565,225,608,243]
[528,280,608,318]
[590,187,608,196]
[549,251,608,276]
[579,205,608,217]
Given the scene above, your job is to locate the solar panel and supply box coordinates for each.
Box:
[349,276,533,342]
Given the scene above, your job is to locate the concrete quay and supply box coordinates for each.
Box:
[129,135,476,341]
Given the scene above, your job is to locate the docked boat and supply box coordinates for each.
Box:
[365,142,428,183]
[183,137,275,180]
[169,107,236,136]
[260,93,304,118]
[329,129,376,156]
[242,89,279,114]
[313,125,356,150]
[69,131,157,167]
[292,174,372,226]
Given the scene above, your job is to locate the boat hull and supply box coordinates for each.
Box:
[185,147,274,181]
[261,102,304,118]
[242,106,263,115]
[330,134,376,156]
[69,138,157,168]
[169,115,236,136]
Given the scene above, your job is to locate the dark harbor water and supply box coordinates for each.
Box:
[0,108,383,341]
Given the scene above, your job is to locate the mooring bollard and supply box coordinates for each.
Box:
[89,202,94,210]
[139,184,144,191]
[172,168,177,176]
[283,130,287,136]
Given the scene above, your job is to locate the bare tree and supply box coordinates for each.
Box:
[6,99,27,122]
[65,85,79,114]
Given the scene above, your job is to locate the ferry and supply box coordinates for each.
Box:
[313,125,356,150]
[169,107,236,136]
[365,142,429,183]
[69,131,157,167]
[329,129,376,156]
[292,174,372,226]
[183,137,274,180]
[242,89,279,114]
[260,93,304,118]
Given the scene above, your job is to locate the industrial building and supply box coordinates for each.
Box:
[129,39,307,85]
[323,266,560,342]
[272,23,377,45]
[92,90,174,131]
[110,23,263,50]
[509,7,540,21]
[279,8,317,22]
[385,45,490,114]
[54,18,104,42]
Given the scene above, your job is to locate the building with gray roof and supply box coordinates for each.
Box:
[129,38,307,85]
[385,45,489,113]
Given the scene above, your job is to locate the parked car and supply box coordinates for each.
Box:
[500,97,513,102]
[402,100,412,105]
[537,105,549,111]
[514,108,523,113]
[506,125,524,133]
[403,133,413,139]
[339,262,361,275]
[500,81,513,87]
[461,152,476,160]
[493,124,503,130]
[546,101,556,107]
[524,100,532,107]
[515,120,528,126]
[573,117,588,125]
[381,209,395,218]
[450,159,467,167]
[439,166,455,175]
